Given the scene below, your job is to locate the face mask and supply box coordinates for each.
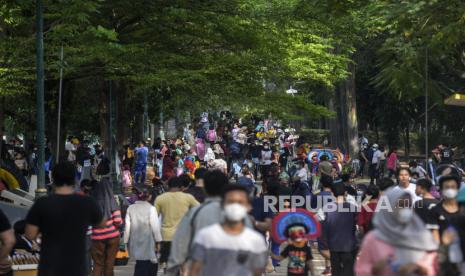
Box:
[264,146,269,150]
[443,188,458,199]
[224,203,248,222]
[397,208,413,224]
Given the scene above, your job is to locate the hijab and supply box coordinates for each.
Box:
[373,187,438,264]
[90,177,119,221]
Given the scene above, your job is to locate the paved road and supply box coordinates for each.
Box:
[115,245,327,276]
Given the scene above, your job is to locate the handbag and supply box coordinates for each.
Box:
[114,240,129,266]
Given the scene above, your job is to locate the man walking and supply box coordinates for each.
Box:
[189,185,267,276]
[155,177,199,268]
[134,141,149,185]
[369,144,382,185]
[167,170,230,275]
[124,188,162,276]
[323,183,357,276]
[25,162,103,276]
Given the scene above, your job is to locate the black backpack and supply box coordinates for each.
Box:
[96,157,110,175]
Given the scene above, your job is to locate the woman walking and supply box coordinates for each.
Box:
[355,187,438,276]
[386,148,398,178]
[90,178,123,276]
[124,188,162,276]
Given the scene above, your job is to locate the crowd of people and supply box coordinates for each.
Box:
[1,117,465,276]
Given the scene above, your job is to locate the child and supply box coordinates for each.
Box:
[121,165,132,191]
[272,223,315,276]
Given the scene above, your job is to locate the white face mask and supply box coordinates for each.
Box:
[443,188,458,199]
[397,208,413,224]
[224,203,248,222]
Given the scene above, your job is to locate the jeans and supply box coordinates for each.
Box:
[134,260,158,276]
[388,168,396,178]
[369,163,378,185]
[134,162,147,185]
[91,237,120,276]
[359,160,366,176]
[330,251,355,276]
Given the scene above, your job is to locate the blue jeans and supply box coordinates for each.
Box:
[134,162,147,185]
[134,260,158,276]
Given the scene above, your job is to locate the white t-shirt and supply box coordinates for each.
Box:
[393,183,421,203]
[261,150,272,165]
[410,166,427,179]
[372,150,383,164]
[191,224,268,276]
[296,167,309,182]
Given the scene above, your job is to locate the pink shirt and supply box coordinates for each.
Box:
[355,232,437,276]
[387,153,398,170]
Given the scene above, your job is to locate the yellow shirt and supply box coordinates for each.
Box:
[256,132,266,140]
[267,129,276,138]
[155,191,199,241]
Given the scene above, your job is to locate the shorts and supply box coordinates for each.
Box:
[159,241,172,263]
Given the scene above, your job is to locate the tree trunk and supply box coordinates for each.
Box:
[116,82,129,148]
[404,125,410,158]
[342,63,359,157]
[99,83,109,149]
[0,97,4,156]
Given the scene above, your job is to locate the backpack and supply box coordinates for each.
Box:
[207,130,216,142]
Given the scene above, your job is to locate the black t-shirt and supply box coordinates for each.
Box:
[0,211,15,266]
[414,198,439,229]
[0,209,11,233]
[441,148,453,163]
[27,194,102,276]
[430,202,460,236]
[281,244,313,276]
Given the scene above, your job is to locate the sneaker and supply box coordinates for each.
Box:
[321,267,331,275]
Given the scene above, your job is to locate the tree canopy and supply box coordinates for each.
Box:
[2,0,465,151]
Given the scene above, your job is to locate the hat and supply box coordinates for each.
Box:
[271,208,321,243]
[373,144,379,148]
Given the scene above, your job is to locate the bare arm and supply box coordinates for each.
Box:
[432,229,440,243]
[0,229,15,260]
[189,260,203,276]
[254,218,271,233]
[270,253,284,261]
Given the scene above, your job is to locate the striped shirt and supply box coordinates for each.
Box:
[91,210,122,240]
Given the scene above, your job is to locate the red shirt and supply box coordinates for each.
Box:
[357,200,378,232]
